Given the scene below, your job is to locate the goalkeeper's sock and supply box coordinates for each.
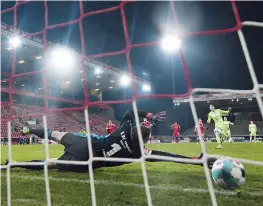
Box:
[30,128,53,140]
[7,160,44,170]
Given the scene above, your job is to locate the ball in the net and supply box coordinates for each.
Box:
[212,158,246,190]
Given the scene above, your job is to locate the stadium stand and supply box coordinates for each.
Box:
[1,101,118,140]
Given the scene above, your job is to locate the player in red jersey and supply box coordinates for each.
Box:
[171,122,181,143]
[195,118,206,143]
[106,120,116,134]
[141,118,153,143]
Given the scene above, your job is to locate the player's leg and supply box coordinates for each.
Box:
[250,133,252,142]
[221,129,228,143]
[227,130,233,143]
[253,132,257,142]
[177,136,180,143]
[214,128,223,149]
[196,134,201,144]
[22,127,67,143]
[5,158,58,170]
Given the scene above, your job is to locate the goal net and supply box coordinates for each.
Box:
[1,1,263,206]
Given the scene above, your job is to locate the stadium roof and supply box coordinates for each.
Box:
[1,22,150,92]
[173,91,263,103]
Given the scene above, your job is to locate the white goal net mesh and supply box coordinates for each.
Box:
[1,1,263,206]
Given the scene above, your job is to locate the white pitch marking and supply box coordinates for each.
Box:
[9,198,75,206]
[1,174,263,197]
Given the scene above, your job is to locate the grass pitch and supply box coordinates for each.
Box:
[1,143,263,206]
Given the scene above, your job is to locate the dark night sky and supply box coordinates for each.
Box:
[1,1,263,133]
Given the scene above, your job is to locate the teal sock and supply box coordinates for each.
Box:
[47,129,53,139]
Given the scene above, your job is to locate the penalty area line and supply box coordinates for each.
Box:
[1,174,263,197]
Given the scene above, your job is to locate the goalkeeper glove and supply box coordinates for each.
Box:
[193,153,217,169]
[146,111,166,122]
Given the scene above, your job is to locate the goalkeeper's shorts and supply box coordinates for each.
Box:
[250,132,257,136]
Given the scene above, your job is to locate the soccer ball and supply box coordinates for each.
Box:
[212,158,246,190]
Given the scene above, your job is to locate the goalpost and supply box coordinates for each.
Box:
[1,1,263,206]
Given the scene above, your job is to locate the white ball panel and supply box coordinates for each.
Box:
[212,159,225,172]
[231,167,242,179]
[238,177,246,186]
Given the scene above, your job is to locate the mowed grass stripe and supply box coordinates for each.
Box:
[1,174,263,197]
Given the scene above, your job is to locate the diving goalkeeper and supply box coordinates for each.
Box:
[5,110,216,172]
[207,104,231,149]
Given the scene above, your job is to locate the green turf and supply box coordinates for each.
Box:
[1,143,263,206]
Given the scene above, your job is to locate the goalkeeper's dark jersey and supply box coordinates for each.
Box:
[95,110,148,167]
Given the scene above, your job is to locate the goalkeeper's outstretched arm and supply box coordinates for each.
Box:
[120,110,166,126]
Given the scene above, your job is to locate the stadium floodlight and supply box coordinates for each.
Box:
[47,47,77,71]
[161,35,181,52]
[109,86,113,89]
[95,88,100,91]
[35,56,42,60]
[94,67,102,75]
[96,83,100,85]
[65,81,70,84]
[18,60,25,64]
[110,80,115,83]
[120,75,130,87]
[142,84,151,92]
[9,36,21,48]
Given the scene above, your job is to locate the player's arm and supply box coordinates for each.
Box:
[219,107,231,116]
[229,121,234,126]
[146,150,215,169]
[120,110,166,126]
[249,125,251,132]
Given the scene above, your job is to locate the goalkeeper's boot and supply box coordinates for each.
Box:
[21,126,30,135]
